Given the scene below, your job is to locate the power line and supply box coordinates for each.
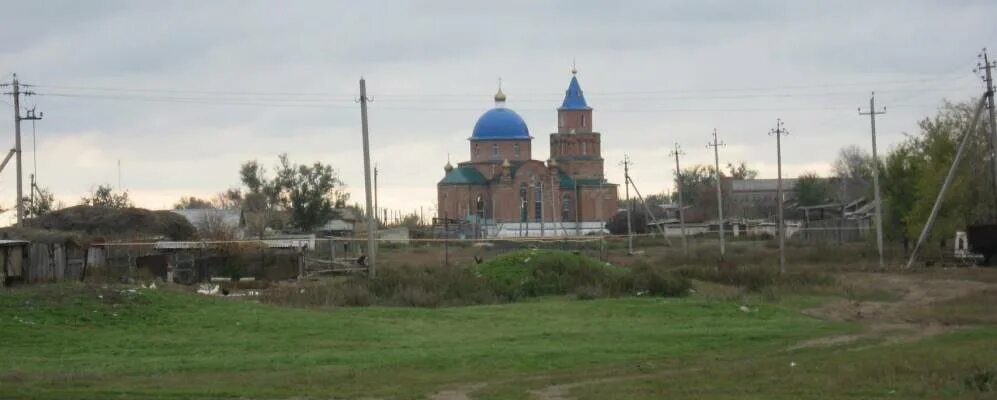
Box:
[32,72,969,100]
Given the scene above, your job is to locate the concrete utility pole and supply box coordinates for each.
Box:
[978,48,997,210]
[1,74,42,227]
[859,93,886,269]
[623,154,633,254]
[670,143,689,257]
[708,129,726,258]
[906,95,989,269]
[358,77,376,277]
[769,119,789,273]
[373,163,379,225]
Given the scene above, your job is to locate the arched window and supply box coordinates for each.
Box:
[513,143,520,159]
[580,114,586,127]
[474,144,480,156]
[492,143,499,158]
[519,183,528,222]
[534,185,543,222]
[476,195,484,219]
[581,142,587,155]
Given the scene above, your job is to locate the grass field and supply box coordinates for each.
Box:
[1,268,995,399]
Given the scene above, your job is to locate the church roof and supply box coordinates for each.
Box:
[559,75,591,111]
[439,165,487,185]
[471,107,531,140]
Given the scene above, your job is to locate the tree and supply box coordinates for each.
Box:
[173,196,214,210]
[24,187,56,218]
[795,172,830,206]
[239,155,348,233]
[290,162,345,231]
[80,185,133,208]
[606,208,648,235]
[673,164,716,206]
[903,100,995,243]
[212,188,243,209]
[725,161,758,180]
[882,137,921,246]
[832,145,874,181]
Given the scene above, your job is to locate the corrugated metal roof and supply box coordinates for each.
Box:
[731,179,797,192]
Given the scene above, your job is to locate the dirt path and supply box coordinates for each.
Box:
[793,271,995,349]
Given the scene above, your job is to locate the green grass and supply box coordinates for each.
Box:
[0,283,837,399]
[569,328,997,400]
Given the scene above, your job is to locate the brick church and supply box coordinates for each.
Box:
[437,69,619,237]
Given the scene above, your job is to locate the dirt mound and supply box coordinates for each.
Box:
[22,205,196,240]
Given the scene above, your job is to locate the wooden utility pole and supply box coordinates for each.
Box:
[769,119,789,273]
[670,143,689,257]
[358,77,376,277]
[623,154,633,254]
[1,74,42,227]
[859,93,886,269]
[708,129,726,258]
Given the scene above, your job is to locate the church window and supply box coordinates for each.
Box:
[514,143,520,159]
[476,195,484,219]
[492,143,499,158]
[581,114,586,127]
[519,184,528,222]
[474,144,480,156]
[562,194,573,221]
[582,142,587,155]
[534,186,543,222]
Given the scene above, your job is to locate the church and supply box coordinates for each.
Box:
[437,70,619,237]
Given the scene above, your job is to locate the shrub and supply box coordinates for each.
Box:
[965,367,995,393]
[475,249,629,299]
[629,262,692,297]
[573,285,605,300]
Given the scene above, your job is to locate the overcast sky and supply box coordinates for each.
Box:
[0,0,994,223]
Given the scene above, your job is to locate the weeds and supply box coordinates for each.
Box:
[261,250,691,308]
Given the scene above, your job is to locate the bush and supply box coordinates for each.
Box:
[573,285,605,300]
[474,249,630,299]
[629,262,692,297]
[261,250,691,308]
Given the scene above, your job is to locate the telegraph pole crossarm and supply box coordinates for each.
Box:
[707,129,726,258]
[769,119,789,273]
[670,143,689,257]
[859,93,886,269]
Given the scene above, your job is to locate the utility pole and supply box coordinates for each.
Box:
[670,143,689,257]
[2,74,42,227]
[977,48,997,211]
[358,77,376,277]
[623,154,633,254]
[374,163,379,225]
[708,129,726,258]
[859,93,886,269]
[769,119,789,273]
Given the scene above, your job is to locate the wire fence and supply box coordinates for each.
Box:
[76,223,952,285]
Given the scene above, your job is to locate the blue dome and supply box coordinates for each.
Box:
[471,107,530,140]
